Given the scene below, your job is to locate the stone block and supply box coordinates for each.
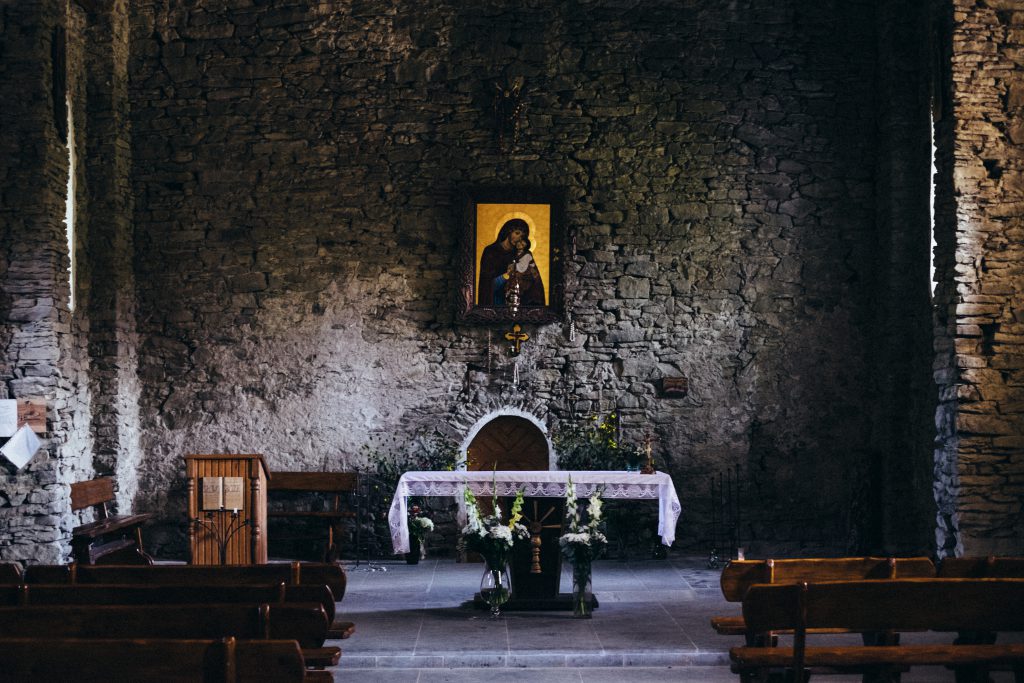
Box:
[617,275,651,299]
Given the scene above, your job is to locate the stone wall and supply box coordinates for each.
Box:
[14,0,1003,563]
[933,0,1024,557]
[127,0,922,557]
[0,1,95,564]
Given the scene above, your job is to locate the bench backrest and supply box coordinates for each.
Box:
[742,578,1024,678]
[0,636,306,682]
[0,602,329,647]
[742,578,1024,634]
[269,472,357,493]
[0,563,22,584]
[0,582,284,606]
[939,556,1024,578]
[720,556,936,601]
[69,477,114,515]
[0,582,336,621]
[24,561,347,601]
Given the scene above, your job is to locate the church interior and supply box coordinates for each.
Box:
[0,0,1023,679]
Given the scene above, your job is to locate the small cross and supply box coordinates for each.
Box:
[505,324,529,356]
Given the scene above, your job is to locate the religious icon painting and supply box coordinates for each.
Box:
[457,187,565,324]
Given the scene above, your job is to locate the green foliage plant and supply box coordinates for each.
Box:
[553,413,643,471]
[357,430,461,558]
[553,413,663,559]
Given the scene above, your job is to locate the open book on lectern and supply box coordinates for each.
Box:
[200,476,244,511]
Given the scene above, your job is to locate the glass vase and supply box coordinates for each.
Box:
[571,563,593,618]
[405,537,421,565]
[480,563,511,618]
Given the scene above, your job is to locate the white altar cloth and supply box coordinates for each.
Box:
[388,470,682,554]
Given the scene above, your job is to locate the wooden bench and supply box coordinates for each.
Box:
[730,578,1024,682]
[268,472,358,562]
[939,555,1024,578]
[69,477,154,565]
[0,636,329,682]
[0,583,341,669]
[0,602,330,647]
[24,560,347,600]
[713,557,936,644]
[22,561,353,639]
[0,562,22,584]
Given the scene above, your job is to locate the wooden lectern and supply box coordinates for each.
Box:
[185,454,269,565]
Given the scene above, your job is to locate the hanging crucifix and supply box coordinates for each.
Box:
[505,324,529,356]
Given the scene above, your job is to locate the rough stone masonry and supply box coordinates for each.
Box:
[0,0,1020,563]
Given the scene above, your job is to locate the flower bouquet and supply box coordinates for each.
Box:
[406,505,434,564]
[462,481,529,616]
[559,477,607,618]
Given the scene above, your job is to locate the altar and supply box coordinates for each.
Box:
[388,470,681,554]
[389,470,681,611]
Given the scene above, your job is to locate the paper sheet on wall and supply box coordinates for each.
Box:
[1,425,42,470]
[0,400,16,437]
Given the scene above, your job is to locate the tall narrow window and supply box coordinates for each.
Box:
[65,95,75,311]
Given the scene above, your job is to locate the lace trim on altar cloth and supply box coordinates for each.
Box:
[399,479,665,498]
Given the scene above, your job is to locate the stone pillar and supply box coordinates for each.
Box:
[934,0,1024,556]
[84,0,143,514]
[0,1,93,564]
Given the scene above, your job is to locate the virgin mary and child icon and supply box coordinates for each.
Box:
[477,218,546,308]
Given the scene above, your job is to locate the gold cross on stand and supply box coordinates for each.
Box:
[504,324,529,356]
[521,500,562,574]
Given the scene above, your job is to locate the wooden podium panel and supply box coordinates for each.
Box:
[185,454,268,565]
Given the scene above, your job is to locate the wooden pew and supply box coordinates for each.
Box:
[22,561,354,639]
[712,557,936,643]
[0,562,22,584]
[939,556,1024,578]
[268,472,358,562]
[0,602,330,647]
[0,637,327,682]
[0,581,342,666]
[24,560,347,601]
[70,477,154,565]
[730,578,1024,682]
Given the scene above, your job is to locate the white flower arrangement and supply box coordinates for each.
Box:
[559,477,607,562]
[409,514,435,540]
[461,478,529,568]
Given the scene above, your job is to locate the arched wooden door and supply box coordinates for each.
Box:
[466,415,549,471]
[466,415,563,604]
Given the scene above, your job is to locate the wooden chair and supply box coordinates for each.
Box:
[731,578,1024,682]
[268,472,358,562]
[0,637,323,682]
[712,557,936,644]
[69,477,153,565]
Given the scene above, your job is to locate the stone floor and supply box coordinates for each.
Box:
[326,555,1000,682]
